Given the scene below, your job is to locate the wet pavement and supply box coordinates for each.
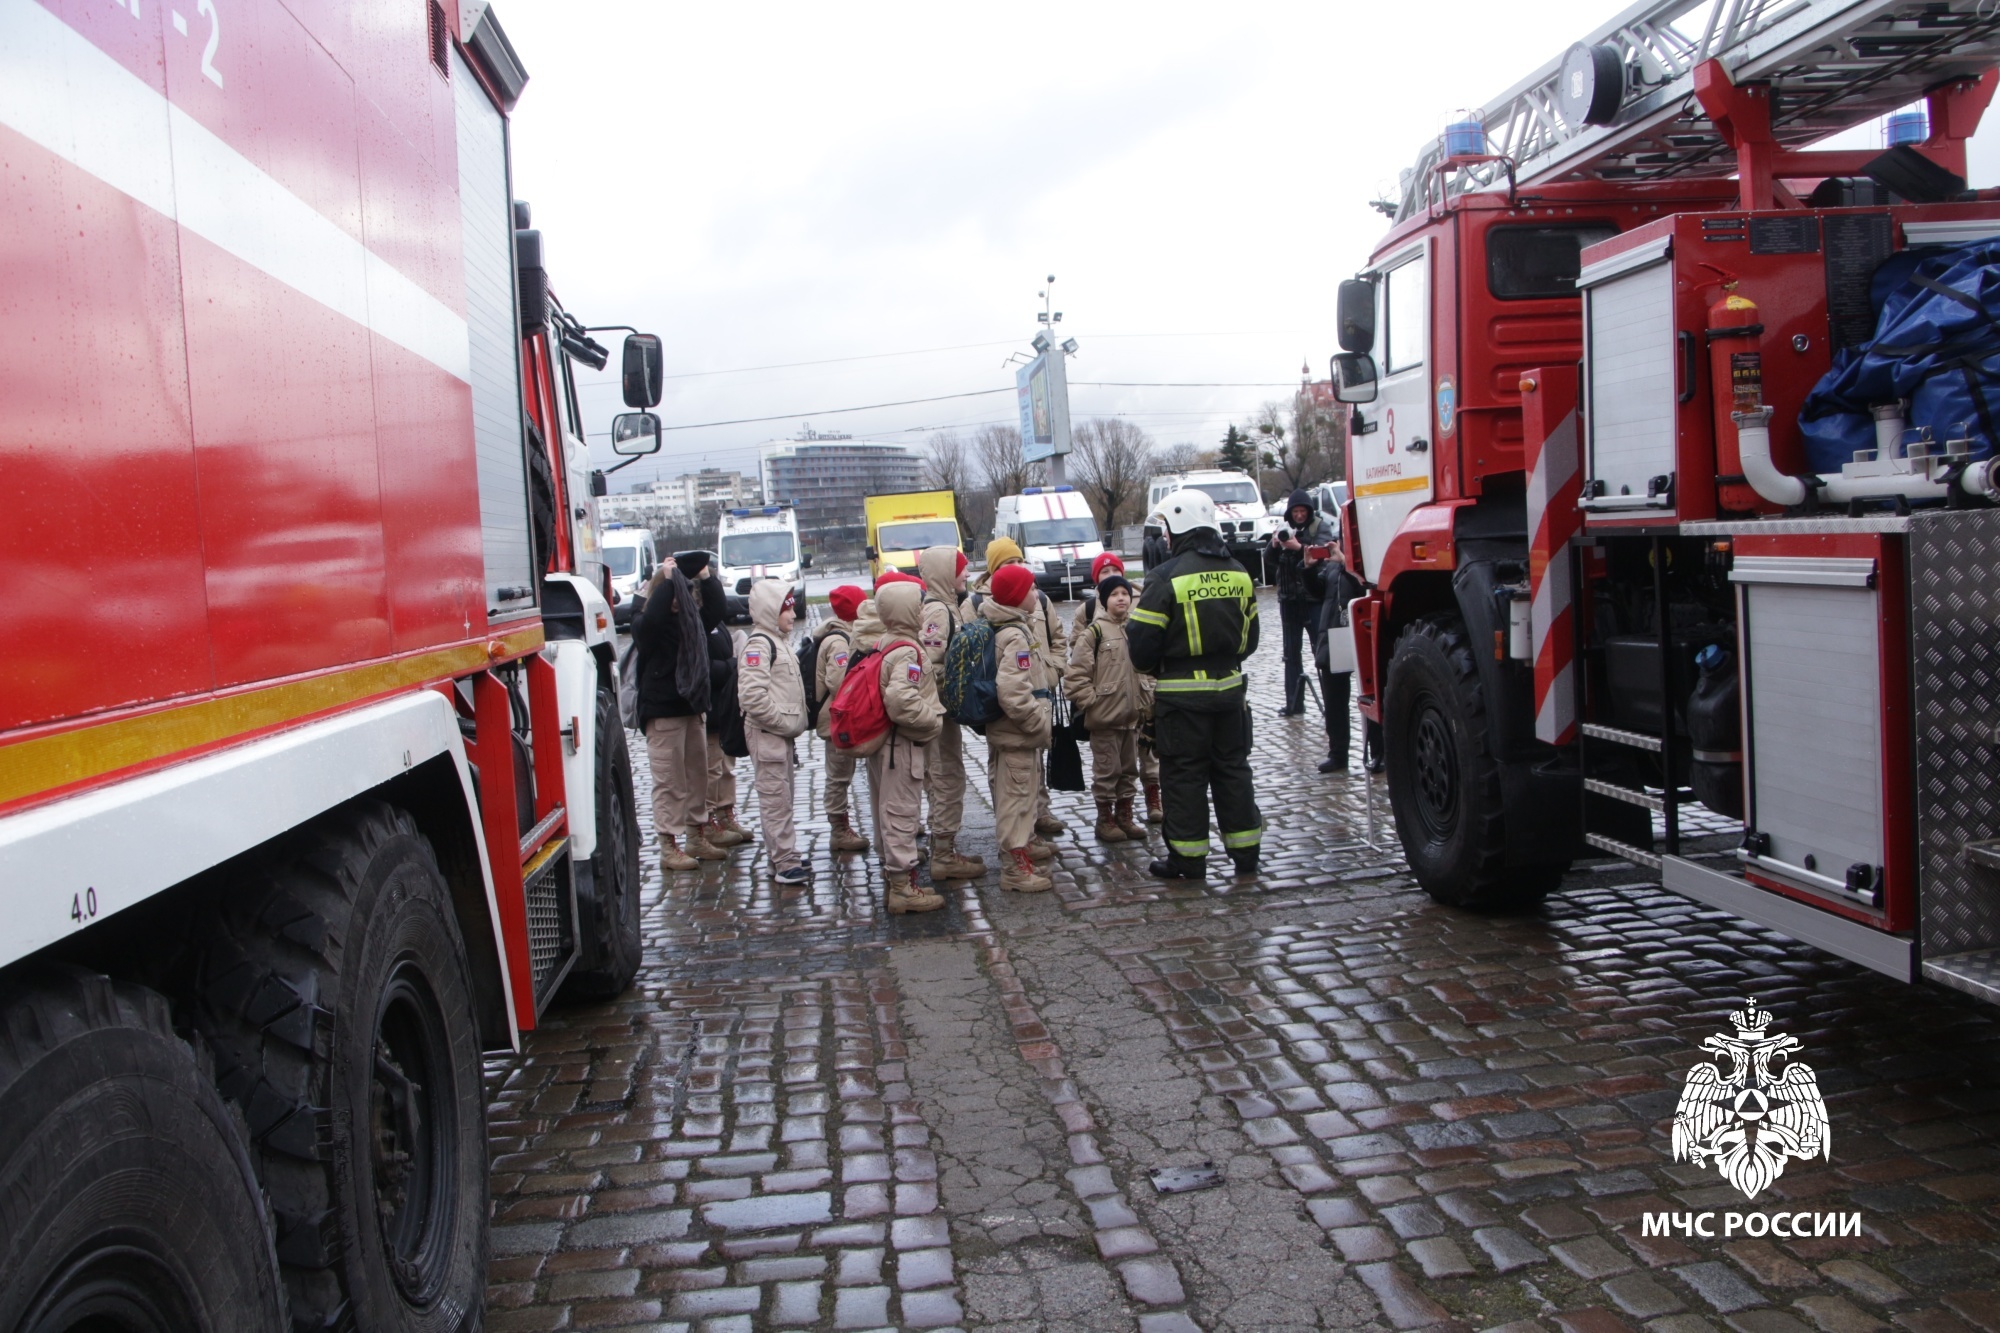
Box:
[486,592,2000,1333]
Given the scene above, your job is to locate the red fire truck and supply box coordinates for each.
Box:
[1340,0,2000,1006]
[0,1,663,1325]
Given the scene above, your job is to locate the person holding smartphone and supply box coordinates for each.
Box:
[1269,490,1337,718]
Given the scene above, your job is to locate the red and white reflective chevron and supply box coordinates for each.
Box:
[1523,368,1584,747]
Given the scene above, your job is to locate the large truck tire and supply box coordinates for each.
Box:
[0,966,288,1331]
[190,801,487,1333]
[561,683,643,1002]
[1384,614,1563,910]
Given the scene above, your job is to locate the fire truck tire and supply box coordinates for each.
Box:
[561,683,643,1001]
[1384,614,1562,910]
[0,965,288,1331]
[189,801,487,1333]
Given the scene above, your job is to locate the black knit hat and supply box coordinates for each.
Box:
[1097,574,1134,602]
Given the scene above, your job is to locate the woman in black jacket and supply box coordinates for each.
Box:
[632,552,730,868]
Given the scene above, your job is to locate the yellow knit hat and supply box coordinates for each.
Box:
[985,536,1023,569]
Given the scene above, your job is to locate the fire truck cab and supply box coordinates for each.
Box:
[1340,0,2000,1008]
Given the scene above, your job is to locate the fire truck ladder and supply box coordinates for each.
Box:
[1397,0,2000,221]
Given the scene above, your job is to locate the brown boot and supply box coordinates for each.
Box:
[659,835,698,872]
[686,825,729,861]
[1000,847,1053,893]
[1034,812,1067,837]
[1144,783,1164,824]
[929,832,987,880]
[886,872,945,914]
[1115,797,1146,840]
[707,806,750,847]
[829,812,871,853]
[1094,801,1127,842]
[1027,837,1056,862]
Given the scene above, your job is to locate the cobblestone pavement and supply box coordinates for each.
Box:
[485,592,2000,1332]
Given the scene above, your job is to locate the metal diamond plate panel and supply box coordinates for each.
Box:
[1908,508,2000,956]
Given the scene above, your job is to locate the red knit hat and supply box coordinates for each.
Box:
[1090,551,1125,584]
[874,569,922,591]
[955,550,968,575]
[991,563,1036,607]
[828,585,865,621]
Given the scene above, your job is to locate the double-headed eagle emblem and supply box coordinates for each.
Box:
[1672,1000,1831,1199]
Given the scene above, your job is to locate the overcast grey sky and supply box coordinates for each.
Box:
[501,1,1997,491]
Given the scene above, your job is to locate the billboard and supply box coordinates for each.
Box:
[1016,349,1072,463]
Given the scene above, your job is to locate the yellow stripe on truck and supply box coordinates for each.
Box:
[1353,475,1431,498]
[0,622,545,810]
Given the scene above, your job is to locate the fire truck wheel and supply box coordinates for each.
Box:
[0,966,288,1332]
[1384,614,1562,910]
[190,801,487,1333]
[561,682,643,1001]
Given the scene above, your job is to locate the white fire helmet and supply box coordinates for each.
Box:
[1150,488,1218,538]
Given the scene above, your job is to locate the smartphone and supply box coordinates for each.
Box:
[1306,543,1335,561]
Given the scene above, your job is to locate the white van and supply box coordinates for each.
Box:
[993,486,1102,599]
[600,524,657,626]
[716,504,807,601]
[1145,469,1279,578]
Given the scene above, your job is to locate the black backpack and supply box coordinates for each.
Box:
[799,625,849,732]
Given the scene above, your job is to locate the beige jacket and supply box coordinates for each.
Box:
[811,615,857,741]
[875,583,942,745]
[979,595,1053,749]
[738,580,805,739]
[917,545,963,669]
[1063,602,1149,730]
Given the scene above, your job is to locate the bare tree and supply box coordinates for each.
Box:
[1152,441,1204,475]
[974,423,1036,498]
[1290,386,1348,486]
[922,429,978,541]
[1068,418,1154,532]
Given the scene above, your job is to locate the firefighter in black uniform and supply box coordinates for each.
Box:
[1128,488,1264,879]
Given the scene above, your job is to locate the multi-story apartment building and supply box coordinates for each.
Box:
[758,431,923,553]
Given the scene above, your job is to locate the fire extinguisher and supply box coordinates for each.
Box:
[1703,267,1763,512]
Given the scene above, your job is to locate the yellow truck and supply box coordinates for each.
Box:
[863,489,962,579]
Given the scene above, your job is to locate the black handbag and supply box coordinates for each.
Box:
[1046,688,1087,792]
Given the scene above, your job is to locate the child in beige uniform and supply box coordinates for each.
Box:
[737,581,809,885]
[1065,572,1150,842]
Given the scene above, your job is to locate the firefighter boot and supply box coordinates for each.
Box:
[1230,851,1260,878]
[829,813,871,853]
[1094,802,1128,843]
[929,832,986,881]
[1027,837,1057,862]
[708,806,751,847]
[886,872,945,914]
[1115,798,1146,840]
[685,826,729,861]
[1144,783,1164,824]
[660,836,699,873]
[1001,847,1053,893]
[1034,812,1067,838]
[1149,853,1207,881]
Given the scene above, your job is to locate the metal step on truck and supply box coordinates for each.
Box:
[1335,0,2000,1005]
[0,1,668,1325]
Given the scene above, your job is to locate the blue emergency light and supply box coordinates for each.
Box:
[1020,485,1074,495]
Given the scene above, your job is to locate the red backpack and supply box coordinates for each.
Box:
[827,639,917,756]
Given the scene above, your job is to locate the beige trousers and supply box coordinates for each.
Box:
[747,724,799,871]
[925,722,967,837]
[825,741,857,818]
[1141,741,1159,785]
[644,715,708,837]
[708,731,738,809]
[867,734,927,875]
[991,742,1041,851]
[1090,727,1141,803]
[1036,752,1054,822]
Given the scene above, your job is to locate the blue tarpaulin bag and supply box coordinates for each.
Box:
[1799,239,2000,473]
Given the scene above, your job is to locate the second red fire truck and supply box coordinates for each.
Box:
[1340,0,2000,1007]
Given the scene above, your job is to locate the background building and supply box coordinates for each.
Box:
[759,431,923,555]
[599,467,762,542]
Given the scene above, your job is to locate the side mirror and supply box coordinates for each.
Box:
[864,545,878,560]
[611,411,662,456]
[800,553,814,569]
[1337,278,1376,354]
[1332,352,1379,403]
[622,333,664,408]
[589,469,608,497]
